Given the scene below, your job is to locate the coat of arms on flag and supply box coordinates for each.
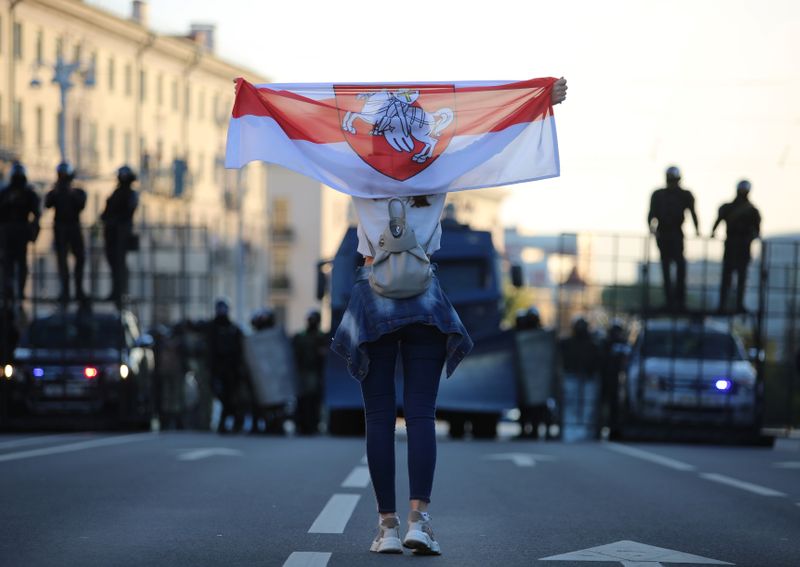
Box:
[334,85,455,181]
[226,77,559,198]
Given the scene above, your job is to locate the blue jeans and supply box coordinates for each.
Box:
[361,324,447,514]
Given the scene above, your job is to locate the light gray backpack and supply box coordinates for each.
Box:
[367,198,433,299]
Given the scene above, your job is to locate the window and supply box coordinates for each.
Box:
[108,57,115,91]
[0,16,3,56]
[272,247,289,277]
[198,90,205,120]
[35,29,43,64]
[56,111,63,149]
[89,52,97,85]
[273,198,290,229]
[139,69,147,102]
[642,330,744,361]
[89,122,98,160]
[35,106,43,147]
[123,130,132,163]
[73,43,82,63]
[55,36,63,60]
[171,79,178,111]
[197,153,204,181]
[157,73,163,106]
[108,126,115,160]
[13,100,23,138]
[13,22,22,60]
[184,84,191,117]
[124,63,132,96]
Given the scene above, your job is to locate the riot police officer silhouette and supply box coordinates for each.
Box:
[0,162,41,300]
[100,166,139,301]
[711,179,761,313]
[647,166,700,311]
[45,162,87,301]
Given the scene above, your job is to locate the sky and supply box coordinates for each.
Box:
[87,0,799,237]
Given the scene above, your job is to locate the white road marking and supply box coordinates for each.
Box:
[341,466,371,488]
[282,551,332,567]
[484,453,557,467]
[0,433,156,463]
[541,539,732,565]
[604,443,696,472]
[308,494,361,534]
[0,433,77,450]
[700,473,786,497]
[177,448,243,461]
[773,461,800,469]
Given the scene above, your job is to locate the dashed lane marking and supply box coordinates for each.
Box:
[341,466,371,488]
[700,473,786,497]
[604,442,696,472]
[0,433,156,463]
[0,433,77,450]
[308,494,361,534]
[282,551,332,567]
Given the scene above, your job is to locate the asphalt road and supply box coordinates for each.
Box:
[1,429,799,567]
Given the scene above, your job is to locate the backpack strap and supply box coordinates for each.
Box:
[363,197,438,256]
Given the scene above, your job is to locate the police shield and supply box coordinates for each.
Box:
[243,327,297,406]
[515,329,558,406]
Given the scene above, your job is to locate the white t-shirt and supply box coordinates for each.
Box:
[352,194,446,258]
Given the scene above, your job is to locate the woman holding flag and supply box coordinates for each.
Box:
[227,75,567,555]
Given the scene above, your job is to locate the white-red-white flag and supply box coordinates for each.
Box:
[226,77,559,198]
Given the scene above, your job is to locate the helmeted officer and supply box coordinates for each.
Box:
[207,298,247,433]
[599,319,629,436]
[559,316,602,439]
[711,179,761,313]
[0,162,41,300]
[100,165,139,301]
[647,166,700,311]
[44,162,87,301]
[292,309,328,435]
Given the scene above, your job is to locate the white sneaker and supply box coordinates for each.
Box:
[403,510,441,555]
[369,516,403,554]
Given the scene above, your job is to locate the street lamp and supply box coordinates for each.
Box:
[30,53,95,163]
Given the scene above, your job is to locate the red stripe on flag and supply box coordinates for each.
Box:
[231,77,555,144]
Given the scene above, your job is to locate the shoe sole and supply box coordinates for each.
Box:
[403,531,441,555]
[370,536,403,554]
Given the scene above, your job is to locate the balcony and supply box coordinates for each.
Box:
[270,226,294,244]
[270,274,291,292]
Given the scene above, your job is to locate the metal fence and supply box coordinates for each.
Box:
[519,232,800,434]
[1,220,268,330]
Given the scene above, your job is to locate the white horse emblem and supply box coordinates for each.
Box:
[341,89,454,163]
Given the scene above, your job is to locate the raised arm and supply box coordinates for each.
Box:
[688,194,700,236]
[710,206,723,238]
[647,192,657,234]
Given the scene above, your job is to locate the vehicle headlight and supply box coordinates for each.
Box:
[120,364,130,380]
[3,364,12,380]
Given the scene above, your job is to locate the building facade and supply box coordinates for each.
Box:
[0,0,269,325]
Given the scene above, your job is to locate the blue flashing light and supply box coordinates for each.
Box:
[714,378,732,392]
[33,368,45,378]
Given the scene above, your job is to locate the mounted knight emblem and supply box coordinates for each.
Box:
[334,84,456,181]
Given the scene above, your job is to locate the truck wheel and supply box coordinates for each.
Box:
[328,409,365,437]
[447,416,466,439]
[470,414,499,439]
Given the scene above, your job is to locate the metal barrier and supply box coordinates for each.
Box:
[518,232,800,437]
